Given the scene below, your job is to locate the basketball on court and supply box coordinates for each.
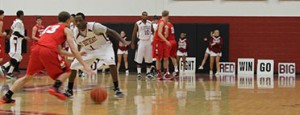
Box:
[90,87,107,103]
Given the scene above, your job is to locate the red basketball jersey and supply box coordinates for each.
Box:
[38,23,67,51]
[154,19,166,42]
[166,22,175,41]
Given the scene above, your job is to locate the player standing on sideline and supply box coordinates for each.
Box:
[209,29,223,76]
[117,30,129,75]
[31,16,45,46]
[0,11,94,103]
[64,12,129,98]
[198,32,212,70]
[177,33,189,73]
[165,21,178,76]
[153,10,172,80]
[0,10,7,69]
[131,11,154,80]
[0,10,29,79]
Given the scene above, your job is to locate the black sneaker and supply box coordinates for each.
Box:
[146,72,154,81]
[137,73,142,80]
[113,88,124,98]
[0,96,15,103]
[5,73,16,79]
[63,89,73,98]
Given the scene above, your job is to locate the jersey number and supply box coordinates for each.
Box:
[43,25,60,34]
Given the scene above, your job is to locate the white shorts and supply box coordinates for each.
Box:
[8,53,22,62]
[205,48,211,54]
[134,40,152,64]
[70,43,116,70]
[117,49,128,55]
[210,51,222,57]
[177,51,187,57]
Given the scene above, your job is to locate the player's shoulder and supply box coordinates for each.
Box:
[136,20,142,24]
[146,20,152,24]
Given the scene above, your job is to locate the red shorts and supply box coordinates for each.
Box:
[26,46,70,80]
[152,40,170,60]
[169,40,177,58]
[0,39,4,58]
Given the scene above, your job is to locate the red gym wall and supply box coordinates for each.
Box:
[2,16,300,73]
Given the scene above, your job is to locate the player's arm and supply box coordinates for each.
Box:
[157,22,170,45]
[131,23,138,49]
[64,27,93,74]
[31,26,39,41]
[151,24,154,34]
[165,25,169,39]
[58,45,86,57]
[0,21,6,37]
[106,28,130,46]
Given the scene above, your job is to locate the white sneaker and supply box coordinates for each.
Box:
[209,71,213,75]
[215,72,220,76]
[198,66,204,70]
[125,70,129,75]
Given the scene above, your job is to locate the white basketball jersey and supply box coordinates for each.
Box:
[11,18,25,36]
[178,39,187,49]
[136,20,152,40]
[75,22,109,50]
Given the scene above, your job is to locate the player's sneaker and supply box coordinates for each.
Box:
[150,67,157,77]
[172,72,179,77]
[48,88,67,100]
[164,72,173,80]
[5,73,16,79]
[215,72,220,76]
[137,73,142,80]
[0,66,5,77]
[114,88,124,98]
[0,96,15,104]
[198,66,204,70]
[146,72,154,81]
[209,71,213,75]
[63,89,73,98]
[157,73,163,80]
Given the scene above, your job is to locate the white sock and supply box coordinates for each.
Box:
[3,62,10,68]
[174,66,178,72]
[137,67,141,74]
[146,67,151,73]
[8,66,15,74]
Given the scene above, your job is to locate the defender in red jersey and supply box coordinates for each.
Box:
[165,21,178,77]
[0,10,6,66]
[31,16,45,46]
[0,11,94,103]
[152,10,171,80]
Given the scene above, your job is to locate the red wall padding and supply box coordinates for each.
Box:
[2,16,300,73]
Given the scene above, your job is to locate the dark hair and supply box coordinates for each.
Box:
[36,16,42,20]
[71,14,75,17]
[16,10,24,18]
[142,11,148,16]
[58,11,70,22]
[152,15,159,20]
[76,12,85,20]
[0,10,4,15]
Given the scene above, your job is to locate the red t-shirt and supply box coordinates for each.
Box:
[154,19,166,42]
[33,24,45,45]
[38,23,67,51]
[166,22,175,41]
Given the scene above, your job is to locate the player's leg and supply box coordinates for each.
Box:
[64,70,77,97]
[5,58,19,79]
[145,41,154,80]
[170,41,178,76]
[135,43,144,79]
[209,56,215,75]
[109,64,124,97]
[215,56,221,76]
[123,52,129,75]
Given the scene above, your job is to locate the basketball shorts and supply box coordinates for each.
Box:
[169,40,177,58]
[152,40,170,60]
[135,40,152,64]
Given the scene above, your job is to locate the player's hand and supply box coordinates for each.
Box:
[131,43,135,49]
[165,41,171,46]
[83,65,95,77]
[2,32,7,37]
[80,52,87,56]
